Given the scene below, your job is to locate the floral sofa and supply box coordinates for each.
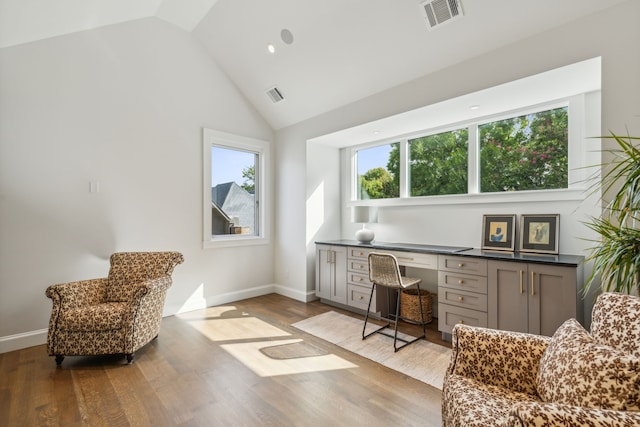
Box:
[45,251,184,365]
[442,292,640,426]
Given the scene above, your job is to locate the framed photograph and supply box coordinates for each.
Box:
[519,214,559,254]
[481,214,516,251]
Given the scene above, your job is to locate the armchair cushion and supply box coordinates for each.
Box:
[443,375,540,427]
[448,324,549,395]
[591,292,640,357]
[58,302,129,331]
[536,318,640,411]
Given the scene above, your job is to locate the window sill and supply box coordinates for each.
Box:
[203,236,270,249]
[348,188,589,208]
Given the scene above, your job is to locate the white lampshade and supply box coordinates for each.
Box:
[351,206,377,223]
[351,206,377,243]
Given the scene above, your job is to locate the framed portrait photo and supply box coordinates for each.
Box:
[481,214,516,251]
[519,214,559,254]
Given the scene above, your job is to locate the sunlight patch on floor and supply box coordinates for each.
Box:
[181,317,291,341]
[221,339,358,377]
[176,305,238,319]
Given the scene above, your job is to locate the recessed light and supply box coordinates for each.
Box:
[373,130,381,134]
[281,29,294,45]
[470,105,480,110]
[267,44,275,54]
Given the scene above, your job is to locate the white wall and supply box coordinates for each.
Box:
[0,18,275,352]
[274,1,640,315]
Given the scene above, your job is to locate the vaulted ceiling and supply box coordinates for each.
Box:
[0,0,629,130]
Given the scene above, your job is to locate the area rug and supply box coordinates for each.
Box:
[292,311,451,390]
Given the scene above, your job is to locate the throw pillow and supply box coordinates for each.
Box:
[536,318,640,411]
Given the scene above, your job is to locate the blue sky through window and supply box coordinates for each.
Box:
[211,146,255,186]
[357,144,394,175]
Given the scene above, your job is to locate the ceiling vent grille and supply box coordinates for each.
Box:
[265,86,285,103]
[419,0,464,30]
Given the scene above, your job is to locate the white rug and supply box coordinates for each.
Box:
[293,311,451,390]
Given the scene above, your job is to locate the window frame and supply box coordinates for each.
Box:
[202,128,270,248]
[347,95,588,207]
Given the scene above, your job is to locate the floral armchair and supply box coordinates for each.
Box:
[442,292,640,426]
[45,251,184,365]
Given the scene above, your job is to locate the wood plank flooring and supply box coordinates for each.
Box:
[0,294,449,427]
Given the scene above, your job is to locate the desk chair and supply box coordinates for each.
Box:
[363,252,426,352]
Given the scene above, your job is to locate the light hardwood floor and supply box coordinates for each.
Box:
[0,294,449,427]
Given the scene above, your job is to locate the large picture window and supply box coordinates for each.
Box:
[203,129,270,247]
[409,128,468,196]
[356,143,399,200]
[350,103,573,201]
[479,107,568,192]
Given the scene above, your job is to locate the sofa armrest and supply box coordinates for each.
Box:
[45,278,108,308]
[448,324,550,395]
[507,400,640,427]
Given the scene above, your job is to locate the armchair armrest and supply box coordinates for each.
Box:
[508,400,640,427]
[448,324,550,395]
[45,278,108,308]
[128,276,173,302]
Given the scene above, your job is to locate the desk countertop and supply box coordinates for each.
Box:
[315,239,584,267]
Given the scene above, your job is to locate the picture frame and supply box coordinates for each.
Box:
[481,214,516,251]
[519,214,559,254]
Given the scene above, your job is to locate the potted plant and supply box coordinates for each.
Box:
[584,132,640,297]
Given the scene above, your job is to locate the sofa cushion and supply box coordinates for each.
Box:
[536,318,640,411]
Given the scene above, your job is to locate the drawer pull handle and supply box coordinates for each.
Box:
[458,320,464,324]
[458,263,464,268]
[358,277,363,282]
[458,296,464,301]
[397,256,414,261]
[359,265,364,269]
[359,296,364,300]
[359,252,364,256]
[458,280,464,284]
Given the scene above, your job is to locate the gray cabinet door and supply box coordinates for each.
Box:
[315,245,332,300]
[488,261,528,334]
[332,246,348,305]
[529,263,577,336]
[315,245,348,305]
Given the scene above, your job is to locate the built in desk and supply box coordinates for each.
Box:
[315,240,584,338]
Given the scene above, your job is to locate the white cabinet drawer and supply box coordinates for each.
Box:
[439,256,487,276]
[438,304,488,335]
[349,247,372,259]
[438,271,488,294]
[348,271,371,286]
[347,284,374,311]
[348,259,369,273]
[438,287,487,311]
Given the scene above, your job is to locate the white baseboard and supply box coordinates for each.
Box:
[0,329,47,354]
[1,284,317,353]
[273,284,318,303]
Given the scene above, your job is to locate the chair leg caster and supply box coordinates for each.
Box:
[125,354,134,364]
[55,355,64,366]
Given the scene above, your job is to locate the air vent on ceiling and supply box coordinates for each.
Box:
[419,0,464,30]
[265,86,285,103]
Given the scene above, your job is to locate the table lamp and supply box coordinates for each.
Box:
[352,206,377,243]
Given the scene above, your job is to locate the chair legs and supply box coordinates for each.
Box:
[52,353,135,365]
[362,283,426,352]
